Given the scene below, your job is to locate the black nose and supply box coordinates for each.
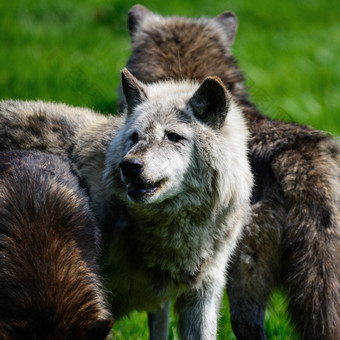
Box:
[118,157,144,178]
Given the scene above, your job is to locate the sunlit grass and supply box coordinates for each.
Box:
[112,290,298,339]
[1,0,339,133]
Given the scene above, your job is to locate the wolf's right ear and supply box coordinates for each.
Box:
[214,11,238,47]
[128,4,151,38]
[187,77,230,130]
[121,68,147,113]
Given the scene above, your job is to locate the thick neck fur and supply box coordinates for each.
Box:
[113,185,234,286]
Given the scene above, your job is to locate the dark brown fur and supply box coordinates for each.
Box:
[122,5,340,339]
[0,151,113,339]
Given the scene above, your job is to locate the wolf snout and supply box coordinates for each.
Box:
[118,157,144,178]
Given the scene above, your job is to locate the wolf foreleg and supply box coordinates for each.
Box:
[175,279,225,340]
[227,198,284,340]
[148,300,170,340]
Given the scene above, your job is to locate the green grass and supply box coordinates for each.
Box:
[111,290,298,339]
[1,0,340,134]
[1,0,339,338]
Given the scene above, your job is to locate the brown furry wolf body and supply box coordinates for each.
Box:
[0,69,253,339]
[0,150,113,339]
[121,5,340,340]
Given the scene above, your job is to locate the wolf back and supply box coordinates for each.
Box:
[0,150,113,339]
[122,5,340,340]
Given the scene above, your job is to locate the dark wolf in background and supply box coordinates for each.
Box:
[122,5,340,340]
[0,151,113,339]
[0,67,253,340]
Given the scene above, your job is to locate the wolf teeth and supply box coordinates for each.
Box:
[129,183,154,190]
[128,182,158,194]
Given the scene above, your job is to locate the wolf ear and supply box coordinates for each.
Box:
[128,4,151,37]
[85,318,114,340]
[214,11,238,47]
[187,77,230,130]
[121,68,147,113]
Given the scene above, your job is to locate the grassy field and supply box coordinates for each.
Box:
[1,0,339,338]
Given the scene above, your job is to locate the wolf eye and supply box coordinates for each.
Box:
[166,132,182,143]
[130,132,139,143]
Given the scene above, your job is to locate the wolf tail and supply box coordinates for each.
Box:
[278,139,340,340]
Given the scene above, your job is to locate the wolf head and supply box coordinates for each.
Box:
[120,4,246,107]
[0,151,113,340]
[128,4,237,46]
[105,69,251,212]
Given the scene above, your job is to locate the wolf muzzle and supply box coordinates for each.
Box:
[119,157,144,178]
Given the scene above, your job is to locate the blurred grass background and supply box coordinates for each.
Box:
[1,0,339,338]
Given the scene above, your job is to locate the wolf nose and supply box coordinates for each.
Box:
[118,157,144,178]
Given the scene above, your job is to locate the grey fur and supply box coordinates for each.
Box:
[0,69,253,339]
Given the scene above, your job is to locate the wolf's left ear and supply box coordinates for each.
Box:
[121,68,147,113]
[214,11,238,47]
[187,77,230,130]
[128,4,151,38]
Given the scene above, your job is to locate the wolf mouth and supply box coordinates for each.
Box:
[127,182,160,196]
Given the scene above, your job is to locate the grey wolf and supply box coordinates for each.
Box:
[121,5,340,340]
[0,100,122,220]
[0,69,253,339]
[0,150,113,339]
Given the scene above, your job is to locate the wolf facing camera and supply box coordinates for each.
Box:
[0,68,253,339]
